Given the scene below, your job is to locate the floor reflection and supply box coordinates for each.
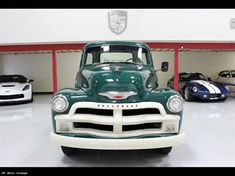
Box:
[61,149,171,167]
[184,99,235,120]
[0,104,33,122]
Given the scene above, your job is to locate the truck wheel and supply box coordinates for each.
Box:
[158,147,172,154]
[61,146,77,155]
[184,87,193,101]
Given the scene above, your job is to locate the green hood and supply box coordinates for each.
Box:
[77,63,155,102]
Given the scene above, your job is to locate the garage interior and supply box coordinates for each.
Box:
[0,9,235,167]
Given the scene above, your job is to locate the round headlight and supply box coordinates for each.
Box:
[51,95,69,112]
[167,95,184,113]
[192,86,198,92]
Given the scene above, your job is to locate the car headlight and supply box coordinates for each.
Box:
[192,86,198,92]
[225,85,230,91]
[51,95,69,112]
[167,95,184,113]
[22,85,30,91]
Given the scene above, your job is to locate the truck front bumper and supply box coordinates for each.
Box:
[50,132,185,150]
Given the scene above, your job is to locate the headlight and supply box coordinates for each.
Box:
[167,95,184,113]
[225,85,230,91]
[192,86,198,92]
[22,85,30,91]
[51,95,69,112]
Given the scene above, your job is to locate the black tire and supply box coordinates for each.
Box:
[184,87,194,101]
[158,147,172,154]
[61,146,77,155]
[220,97,227,102]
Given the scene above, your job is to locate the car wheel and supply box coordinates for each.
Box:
[184,87,193,101]
[158,147,172,154]
[61,146,77,156]
[221,97,227,102]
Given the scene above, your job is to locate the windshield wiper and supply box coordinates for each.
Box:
[118,62,138,65]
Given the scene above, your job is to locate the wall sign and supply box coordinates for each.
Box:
[230,18,235,29]
[108,10,128,35]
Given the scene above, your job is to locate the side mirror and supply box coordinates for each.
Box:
[28,79,34,83]
[208,77,212,81]
[161,62,169,72]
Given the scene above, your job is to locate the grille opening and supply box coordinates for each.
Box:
[0,94,24,100]
[2,85,15,87]
[209,94,221,98]
[123,123,162,131]
[73,122,113,131]
[123,108,160,116]
[75,108,113,116]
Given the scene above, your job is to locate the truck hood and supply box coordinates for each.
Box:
[81,63,154,102]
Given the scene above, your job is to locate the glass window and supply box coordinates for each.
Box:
[180,74,190,81]
[180,73,206,81]
[0,75,27,83]
[220,71,230,78]
[83,45,150,65]
[140,53,148,65]
[231,71,235,78]
[86,53,93,65]
[100,52,133,63]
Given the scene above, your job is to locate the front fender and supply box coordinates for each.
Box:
[52,88,88,116]
[147,88,183,132]
[51,88,88,132]
[147,88,183,116]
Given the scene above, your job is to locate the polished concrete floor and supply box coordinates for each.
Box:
[0,94,235,167]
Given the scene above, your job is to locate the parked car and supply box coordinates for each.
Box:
[216,70,235,94]
[167,72,229,101]
[50,41,185,155]
[0,74,33,104]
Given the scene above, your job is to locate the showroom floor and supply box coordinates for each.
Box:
[0,94,234,167]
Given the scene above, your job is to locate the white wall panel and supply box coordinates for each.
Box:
[0,53,53,92]
[57,52,81,89]
[1,9,235,44]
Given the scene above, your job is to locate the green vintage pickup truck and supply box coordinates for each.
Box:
[50,41,185,155]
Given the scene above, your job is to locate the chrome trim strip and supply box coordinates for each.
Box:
[98,91,137,100]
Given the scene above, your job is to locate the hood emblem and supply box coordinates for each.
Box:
[99,91,137,100]
[113,66,121,72]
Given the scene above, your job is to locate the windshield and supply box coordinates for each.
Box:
[83,45,150,65]
[180,73,206,81]
[0,75,27,83]
[231,70,235,78]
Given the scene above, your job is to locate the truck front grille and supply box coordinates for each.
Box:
[75,108,160,116]
[55,102,177,137]
[75,108,113,116]
[123,108,160,116]
[73,122,113,131]
[123,123,162,131]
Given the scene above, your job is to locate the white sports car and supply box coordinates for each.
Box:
[216,70,235,94]
[0,75,33,104]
